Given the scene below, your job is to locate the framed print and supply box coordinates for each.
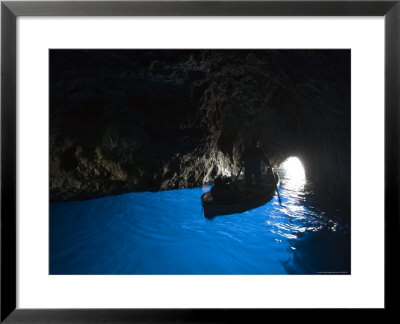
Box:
[1,0,399,322]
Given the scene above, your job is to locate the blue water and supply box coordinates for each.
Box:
[50,169,350,275]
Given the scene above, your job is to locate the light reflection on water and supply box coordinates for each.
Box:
[50,159,350,275]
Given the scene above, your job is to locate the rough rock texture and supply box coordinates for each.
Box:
[50,50,350,202]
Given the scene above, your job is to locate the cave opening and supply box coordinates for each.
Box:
[278,156,306,192]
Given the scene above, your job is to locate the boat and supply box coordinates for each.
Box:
[201,172,280,219]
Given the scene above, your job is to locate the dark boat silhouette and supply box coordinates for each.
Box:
[201,173,280,219]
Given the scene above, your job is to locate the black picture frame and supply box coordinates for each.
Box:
[1,0,398,322]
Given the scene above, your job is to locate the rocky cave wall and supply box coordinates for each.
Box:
[50,50,350,202]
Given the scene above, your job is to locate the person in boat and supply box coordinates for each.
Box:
[241,139,271,186]
[211,176,239,202]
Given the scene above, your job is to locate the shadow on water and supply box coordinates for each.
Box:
[50,163,350,275]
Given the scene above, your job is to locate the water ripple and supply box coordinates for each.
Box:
[50,171,350,275]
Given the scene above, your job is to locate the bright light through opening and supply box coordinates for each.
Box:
[279,157,306,191]
[281,157,305,179]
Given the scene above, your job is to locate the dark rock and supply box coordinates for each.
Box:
[50,49,350,202]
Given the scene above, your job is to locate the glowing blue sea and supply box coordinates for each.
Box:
[50,162,350,275]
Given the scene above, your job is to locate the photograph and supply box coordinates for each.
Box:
[49,49,351,275]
